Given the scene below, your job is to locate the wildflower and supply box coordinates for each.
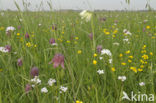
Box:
[101,49,112,57]
[150,52,153,56]
[128,56,133,59]
[80,10,92,22]
[93,60,97,65]
[76,100,83,103]
[41,87,48,93]
[125,50,130,54]
[119,54,123,57]
[138,68,143,72]
[25,32,29,39]
[25,84,32,93]
[146,26,150,29]
[121,62,126,66]
[139,82,145,86]
[128,59,132,63]
[30,67,39,78]
[17,58,23,66]
[60,86,68,93]
[130,67,137,73]
[97,69,104,75]
[77,50,82,54]
[6,26,15,35]
[105,32,110,35]
[26,42,31,47]
[49,38,57,46]
[118,76,126,82]
[75,37,79,40]
[96,45,102,53]
[123,38,129,43]
[31,76,41,85]
[113,42,119,46]
[142,54,149,60]
[99,57,103,60]
[49,53,65,69]
[48,78,56,86]
[111,67,116,72]
[5,45,11,52]
[0,47,9,53]
[140,65,144,68]
[34,44,37,48]
[93,53,97,57]
[109,58,113,64]
[52,24,57,30]
[123,29,132,35]
[88,33,93,40]
[17,33,20,36]
[38,24,42,26]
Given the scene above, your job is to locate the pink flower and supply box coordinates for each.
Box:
[49,38,55,44]
[25,84,32,93]
[30,67,39,78]
[88,33,93,40]
[96,45,102,53]
[5,45,11,52]
[25,32,29,39]
[49,54,65,69]
[17,58,23,66]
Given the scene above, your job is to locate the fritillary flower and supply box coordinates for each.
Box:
[30,67,39,78]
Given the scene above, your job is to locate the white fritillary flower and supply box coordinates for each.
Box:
[0,47,9,53]
[139,82,145,86]
[48,78,56,86]
[6,26,15,32]
[41,87,48,93]
[80,10,92,22]
[97,69,104,75]
[118,76,126,82]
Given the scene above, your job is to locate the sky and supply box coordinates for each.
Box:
[0,0,156,11]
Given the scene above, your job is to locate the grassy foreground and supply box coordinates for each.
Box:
[0,11,156,103]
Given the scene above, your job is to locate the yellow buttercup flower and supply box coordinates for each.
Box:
[150,52,153,56]
[142,54,149,60]
[128,56,133,59]
[77,50,82,54]
[17,33,20,36]
[128,59,132,63]
[119,54,123,57]
[146,26,150,29]
[66,40,70,43]
[26,42,31,47]
[76,100,83,103]
[121,62,126,66]
[93,60,97,65]
[111,67,116,72]
[138,68,143,72]
[75,37,79,40]
[126,50,130,54]
[93,53,97,57]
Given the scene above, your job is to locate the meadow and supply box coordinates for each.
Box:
[0,10,156,103]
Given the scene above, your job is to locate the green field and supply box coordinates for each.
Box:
[0,11,156,103]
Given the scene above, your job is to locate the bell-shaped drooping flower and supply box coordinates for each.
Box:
[80,10,92,22]
[49,54,65,69]
[49,38,57,46]
[25,84,32,93]
[30,67,39,78]
[88,33,93,40]
[96,45,102,53]
[5,45,11,52]
[6,26,15,36]
[52,24,57,30]
[17,58,23,66]
[25,32,29,39]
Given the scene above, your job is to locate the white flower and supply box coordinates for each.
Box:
[123,29,132,35]
[52,43,58,46]
[118,76,126,82]
[123,38,129,42]
[0,47,9,53]
[109,58,113,64]
[99,57,103,60]
[48,78,56,86]
[113,42,120,46]
[101,49,112,57]
[97,69,104,75]
[6,26,15,32]
[31,76,41,84]
[139,82,145,86]
[60,86,68,93]
[80,10,92,22]
[38,24,42,26]
[41,87,48,93]
[19,19,23,22]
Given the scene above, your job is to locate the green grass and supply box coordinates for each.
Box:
[0,11,156,103]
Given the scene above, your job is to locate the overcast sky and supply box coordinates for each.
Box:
[0,0,156,11]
